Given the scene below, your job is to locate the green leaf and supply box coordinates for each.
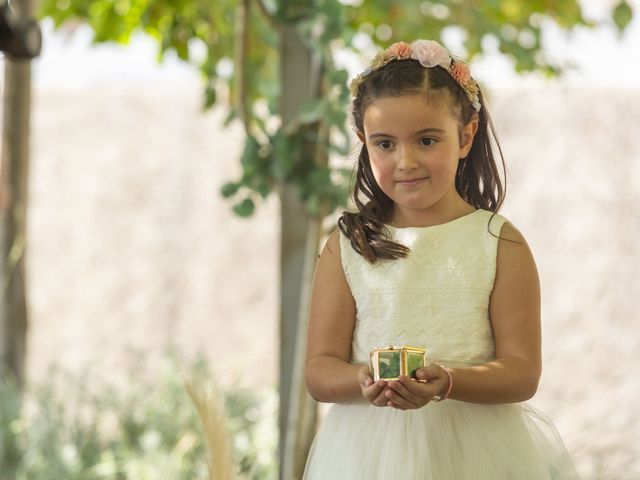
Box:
[223,109,238,127]
[176,42,189,60]
[613,0,633,32]
[270,131,298,179]
[220,182,240,198]
[255,181,271,199]
[233,198,256,217]
[267,95,280,115]
[204,85,217,109]
[240,136,261,173]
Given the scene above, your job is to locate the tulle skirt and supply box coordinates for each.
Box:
[303,400,578,479]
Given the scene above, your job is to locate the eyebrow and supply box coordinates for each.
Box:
[368,127,446,139]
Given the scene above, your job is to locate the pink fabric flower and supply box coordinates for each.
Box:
[410,40,450,68]
[386,42,412,60]
[451,61,471,85]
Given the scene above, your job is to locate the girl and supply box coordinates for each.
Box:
[303,40,577,479]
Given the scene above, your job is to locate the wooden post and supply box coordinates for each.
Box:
[278,19,320,479]
[0,0,34,389]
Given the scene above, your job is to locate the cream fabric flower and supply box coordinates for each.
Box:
[410,40,451,69]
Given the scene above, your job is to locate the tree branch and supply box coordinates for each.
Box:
[234,0,251,136]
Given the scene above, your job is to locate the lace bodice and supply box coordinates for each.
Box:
[340,209,507,368]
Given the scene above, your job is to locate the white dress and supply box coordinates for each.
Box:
[303,209,578,479]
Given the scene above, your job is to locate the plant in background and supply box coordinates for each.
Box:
[0,358,277,479]
[38,0,637,219]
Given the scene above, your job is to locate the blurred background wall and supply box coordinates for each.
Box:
[7,12,640,480]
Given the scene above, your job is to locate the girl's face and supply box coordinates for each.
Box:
[360,93,477,225]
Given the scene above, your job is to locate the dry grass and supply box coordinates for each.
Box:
[183,376,237,480]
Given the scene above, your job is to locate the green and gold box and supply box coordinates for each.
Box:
[369,346,427,381]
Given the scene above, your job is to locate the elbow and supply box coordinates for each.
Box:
[307,389,326,403]
[520,380,538,401]
[305,378,329,403]
[304,360,339,403]
[304,362,323,402]
[304,379,322,402]
[513,357,541,402]
[518,372,540,402]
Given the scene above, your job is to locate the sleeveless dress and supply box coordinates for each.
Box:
[303,209,578,480]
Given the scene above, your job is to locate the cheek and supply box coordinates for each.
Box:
[368,154,394,186]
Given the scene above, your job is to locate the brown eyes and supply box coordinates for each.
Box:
[375,138,436,150]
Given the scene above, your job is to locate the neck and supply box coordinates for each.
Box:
[391,196,475,228]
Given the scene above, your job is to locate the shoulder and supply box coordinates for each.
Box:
[497,219,525,243]
[312,228,354,303]
[321,228,342,259]
[494,219,539,287]
[317,228,345,278]
[473,209,509,236]
[474,210,524,244]
[474,210,538,282]
[495,218,529,253]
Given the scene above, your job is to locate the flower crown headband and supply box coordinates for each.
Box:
[349,39,481,112]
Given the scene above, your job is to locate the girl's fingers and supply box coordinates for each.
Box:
[385,386,417,409]
[363,380,387,404]
[414,363,445,382]
[360,376,373,388]
[387,376,423,404]
[402,374,436,395]
[373,388,390,407]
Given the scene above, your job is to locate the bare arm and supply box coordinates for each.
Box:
[385,222,542,408]
[304,230,391,404]
[304,230,362,402]
[446,222,542,403]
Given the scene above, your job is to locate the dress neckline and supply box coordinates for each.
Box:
[385,209,482,231]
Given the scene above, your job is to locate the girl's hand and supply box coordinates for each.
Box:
[358,365,389,406]
[384,363,451,410]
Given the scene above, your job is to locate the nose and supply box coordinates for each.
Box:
[397,147,418,171]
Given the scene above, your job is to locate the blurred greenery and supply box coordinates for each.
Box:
[0,357,277,479]
[37,0,634,218]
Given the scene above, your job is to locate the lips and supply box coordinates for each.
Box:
[396,176,429,185]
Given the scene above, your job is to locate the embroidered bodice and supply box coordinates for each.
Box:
[339,209,507,368]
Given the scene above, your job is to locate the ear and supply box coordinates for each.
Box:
[459,116,479,158]
[356,131,366,144]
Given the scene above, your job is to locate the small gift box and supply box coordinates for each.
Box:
[369,346,427,381]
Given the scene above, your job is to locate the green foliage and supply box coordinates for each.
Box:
[613,0,634,33]
[0,359,277,479]
[38,0,632,218]
[38,0,277,113]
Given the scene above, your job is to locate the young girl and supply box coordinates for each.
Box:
[303,40,577,479]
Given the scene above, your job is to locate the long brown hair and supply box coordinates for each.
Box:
[338,59,506,263]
